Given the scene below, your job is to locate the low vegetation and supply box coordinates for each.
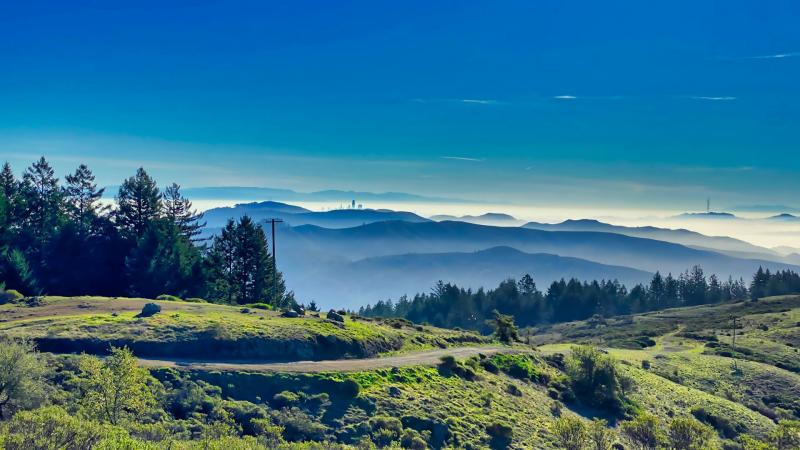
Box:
[0,296,488,361]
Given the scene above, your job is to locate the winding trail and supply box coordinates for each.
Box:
[138,345,517,373]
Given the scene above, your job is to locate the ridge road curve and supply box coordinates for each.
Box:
[138,345,519,373]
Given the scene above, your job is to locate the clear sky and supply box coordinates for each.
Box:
[1,1,799,211]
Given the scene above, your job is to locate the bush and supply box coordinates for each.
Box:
[2,406,128,450]
[339,378,361,398]
[566,346,628,414]
[0,289,24,304]
[589,418,616,450]
[271,407,327,442]
[691,407,740,439]
[505,383,523,397]
[0,337,46,419]
[641,360,651,370]
[156,294,182,302]
[486,422,513,440]
[668,417,717,450]
[769,420,800,450]
[551,416,587,450]
[620,413,663,450]
[272,391,301,408]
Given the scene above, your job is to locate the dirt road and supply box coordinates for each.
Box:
[139,345,517,373]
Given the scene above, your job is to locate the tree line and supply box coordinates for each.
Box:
[0,157,294,307]
[359,266,798,333]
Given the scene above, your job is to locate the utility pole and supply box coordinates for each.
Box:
[268,218,284,303]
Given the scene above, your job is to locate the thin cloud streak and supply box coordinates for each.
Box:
[691,96,737,101]
[553,95,577,99]
[460,99,498,105]
[744,52,800,59]
[441,156,485,162]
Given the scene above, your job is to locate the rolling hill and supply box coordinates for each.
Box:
[203,201,430,229]
[522,219,790,262]
[273,220,800,307]
[284,246,652,307]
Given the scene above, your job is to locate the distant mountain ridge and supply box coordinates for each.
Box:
[430,212,521,225]
[203,201,430,229]
[280,220,800,285]
[522,219,790,262]
[291,246,652,307]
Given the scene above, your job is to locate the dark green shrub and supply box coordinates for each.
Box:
[272,391,300,408]
[271,407,327,442]
[691,407,740,439]
[339,378,361,398]
[486,422,513,440]
[0,289,24,304]
[565,346,628,414]
[156,294,182,302]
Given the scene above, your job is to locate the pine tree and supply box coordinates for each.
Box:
[708,274,722,303]
[205,219,238,304]
[64,164,106,234]
[518,273,537,296]
[162,183,205,241]
[205,216,286,305]
[115,168,161,239]
[750,267,769,300]
[125,221,203,298]
[0,247,39,295]
[233,216,272,304]
[20,157,62,245]
[0,163,15,198]
[648,271,665,308]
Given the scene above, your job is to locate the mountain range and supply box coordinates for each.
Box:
[199,201,800,308]
[203,201,430,230]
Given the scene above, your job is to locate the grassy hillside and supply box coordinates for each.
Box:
[0,296,489,361]
[536,295,800,425]
[2,294,799,448]
[530,295,800,371]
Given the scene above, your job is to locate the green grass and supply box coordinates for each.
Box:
[0,296,490,360]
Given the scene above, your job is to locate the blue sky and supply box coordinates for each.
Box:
[1,0,799,210]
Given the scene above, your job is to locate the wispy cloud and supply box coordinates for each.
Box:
[411,98,501,105]
[441,156,484,162]
[460,99,498,105]
[691,96,736,101]
[553,95,577,100]
[742,52,800,60]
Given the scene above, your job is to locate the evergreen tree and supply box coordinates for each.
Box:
[750,267,769,300]
[205,219,238,304]
[232,216,272,304]
[707,274,722,303]
[64,164,106,234]
[115,168,161,239]
[648,271,665,308]
[20,157,62,246]
[0,163,17,233]
[0,247,39,295]
[0,162,16,199]
[518,273,537,296]
[125,221,204,299]
[206,216,286,305]
[162,183,205,241]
